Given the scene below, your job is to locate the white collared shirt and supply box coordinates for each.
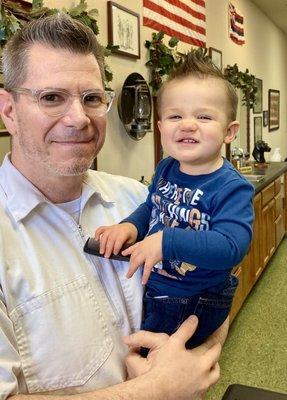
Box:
[0,155,147,398]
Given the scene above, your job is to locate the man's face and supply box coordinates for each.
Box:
[8,43,106,178]
[158,76,238,175]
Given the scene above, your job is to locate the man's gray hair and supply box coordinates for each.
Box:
[2,12,105,89]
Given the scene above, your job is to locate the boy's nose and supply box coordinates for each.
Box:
[180,118,198,131]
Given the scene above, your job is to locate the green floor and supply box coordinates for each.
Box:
[206,237,287,400]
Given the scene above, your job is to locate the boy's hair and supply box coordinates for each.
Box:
[2,12,105,89]
[157,50,238,122]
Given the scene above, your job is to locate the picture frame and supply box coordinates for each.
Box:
[253,78,262,114]
[263,110,268,127]
[254,116,262,143]
[107,1,140,59]
[208,47,222,71]
[268,89,280,131]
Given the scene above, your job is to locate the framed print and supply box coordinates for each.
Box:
[254,116,262,143]
[209,47,222,71]
[253,78,262,114]
[107,1,140,59]
[263,110,268,127]
[268,89,280,131]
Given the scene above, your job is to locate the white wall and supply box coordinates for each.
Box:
[1,0,287,170]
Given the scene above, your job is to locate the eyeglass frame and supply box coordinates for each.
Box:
[7,87,115,117]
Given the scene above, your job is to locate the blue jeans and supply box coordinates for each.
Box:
[141,274,238,350]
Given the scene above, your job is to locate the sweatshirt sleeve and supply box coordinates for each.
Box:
[162,179,254,270]
[121,174,159,241]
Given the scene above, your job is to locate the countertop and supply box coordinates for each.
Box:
[245,162,287,194]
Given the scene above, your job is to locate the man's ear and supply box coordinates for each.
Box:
[0,89,17,135]
[224,121,240,144]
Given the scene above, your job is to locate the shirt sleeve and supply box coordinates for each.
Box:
[0,289,21,399]
[162,179,254,270]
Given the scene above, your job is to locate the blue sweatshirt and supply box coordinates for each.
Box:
[123,157,254,297]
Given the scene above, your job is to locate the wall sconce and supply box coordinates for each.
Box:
[118,72,152,141]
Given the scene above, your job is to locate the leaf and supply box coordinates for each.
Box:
[68,0,87,17]
[32,0,43,9]
[168,36,179,47]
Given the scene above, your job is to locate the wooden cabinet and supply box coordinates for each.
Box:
[229,172,286,323]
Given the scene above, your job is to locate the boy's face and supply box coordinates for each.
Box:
[157,76,239,175]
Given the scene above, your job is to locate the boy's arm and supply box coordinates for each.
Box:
[163,180,254,270]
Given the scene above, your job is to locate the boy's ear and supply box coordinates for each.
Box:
[224,121,240,144]
[0,89,17,135]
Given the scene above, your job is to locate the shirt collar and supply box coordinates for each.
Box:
[0,154,115,222]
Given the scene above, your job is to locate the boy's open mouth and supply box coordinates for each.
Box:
[178,138,199,143]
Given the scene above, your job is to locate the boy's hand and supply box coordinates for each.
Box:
[95,223,138,258]
[122,231,163,284]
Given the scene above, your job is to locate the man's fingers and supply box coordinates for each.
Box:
[170,315,198,345]
[125,351,150,378]
[124,330,169,350]
[204,342,222,366]
[208,361,220,386]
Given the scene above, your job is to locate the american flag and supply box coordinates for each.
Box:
[229,2,245,45]
[143,0,206,48]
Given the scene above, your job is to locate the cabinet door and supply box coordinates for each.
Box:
[261,199,275,267]
[251,193,262,282]
[229,266,243,323]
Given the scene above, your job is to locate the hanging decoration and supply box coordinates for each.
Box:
[229,2,245,45]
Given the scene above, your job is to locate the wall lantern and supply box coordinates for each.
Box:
[118,73,152,141]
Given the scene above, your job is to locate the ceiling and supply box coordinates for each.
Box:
[251,0,287,34]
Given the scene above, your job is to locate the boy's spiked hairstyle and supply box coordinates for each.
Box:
[157,50,238,122]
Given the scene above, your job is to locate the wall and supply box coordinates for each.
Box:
[1,0,287,171]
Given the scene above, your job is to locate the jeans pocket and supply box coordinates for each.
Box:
[141,292,185,335]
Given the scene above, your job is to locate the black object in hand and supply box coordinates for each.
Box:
[83,237,130,261]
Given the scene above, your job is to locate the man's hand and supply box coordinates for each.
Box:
[95,223,138,258]
[122,231,163,284]
[124,316,221,400]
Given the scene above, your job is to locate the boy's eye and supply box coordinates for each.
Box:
[167,115,181,120]
[198,115,212,120]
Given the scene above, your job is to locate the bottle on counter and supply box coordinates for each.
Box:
[270,148,282,162]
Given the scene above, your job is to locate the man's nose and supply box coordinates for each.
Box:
[62,98,91,128]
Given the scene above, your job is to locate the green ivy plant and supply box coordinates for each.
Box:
[145,31,209,96]
[0,0,118,88]
[224,63,257,108]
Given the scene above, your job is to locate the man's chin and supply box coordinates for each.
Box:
[48,158,95,176]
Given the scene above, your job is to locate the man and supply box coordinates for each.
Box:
[0,13,227,399]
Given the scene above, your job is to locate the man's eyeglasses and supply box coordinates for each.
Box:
[7,87,115,117]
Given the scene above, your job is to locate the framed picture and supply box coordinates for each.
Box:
[253,78,262,114]
[254,116,262,143]
[268,89,280,131]
[209,47,222,71]
[107,1,140,59]
[263,110,268,127]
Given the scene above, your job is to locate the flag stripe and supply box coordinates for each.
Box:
[143,0,206,46]
[143,17,205,47]
[163,0,205,22]
[144,0,205,35]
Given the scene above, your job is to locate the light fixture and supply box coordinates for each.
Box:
[118,73,152,140]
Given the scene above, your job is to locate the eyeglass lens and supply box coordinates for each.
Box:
[38,90,112,117]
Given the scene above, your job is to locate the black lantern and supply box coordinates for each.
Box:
[118,73,152,140]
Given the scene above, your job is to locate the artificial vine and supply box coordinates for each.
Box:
[0,0,118,88]
[224,64,257,107]
[145,31,210,96]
